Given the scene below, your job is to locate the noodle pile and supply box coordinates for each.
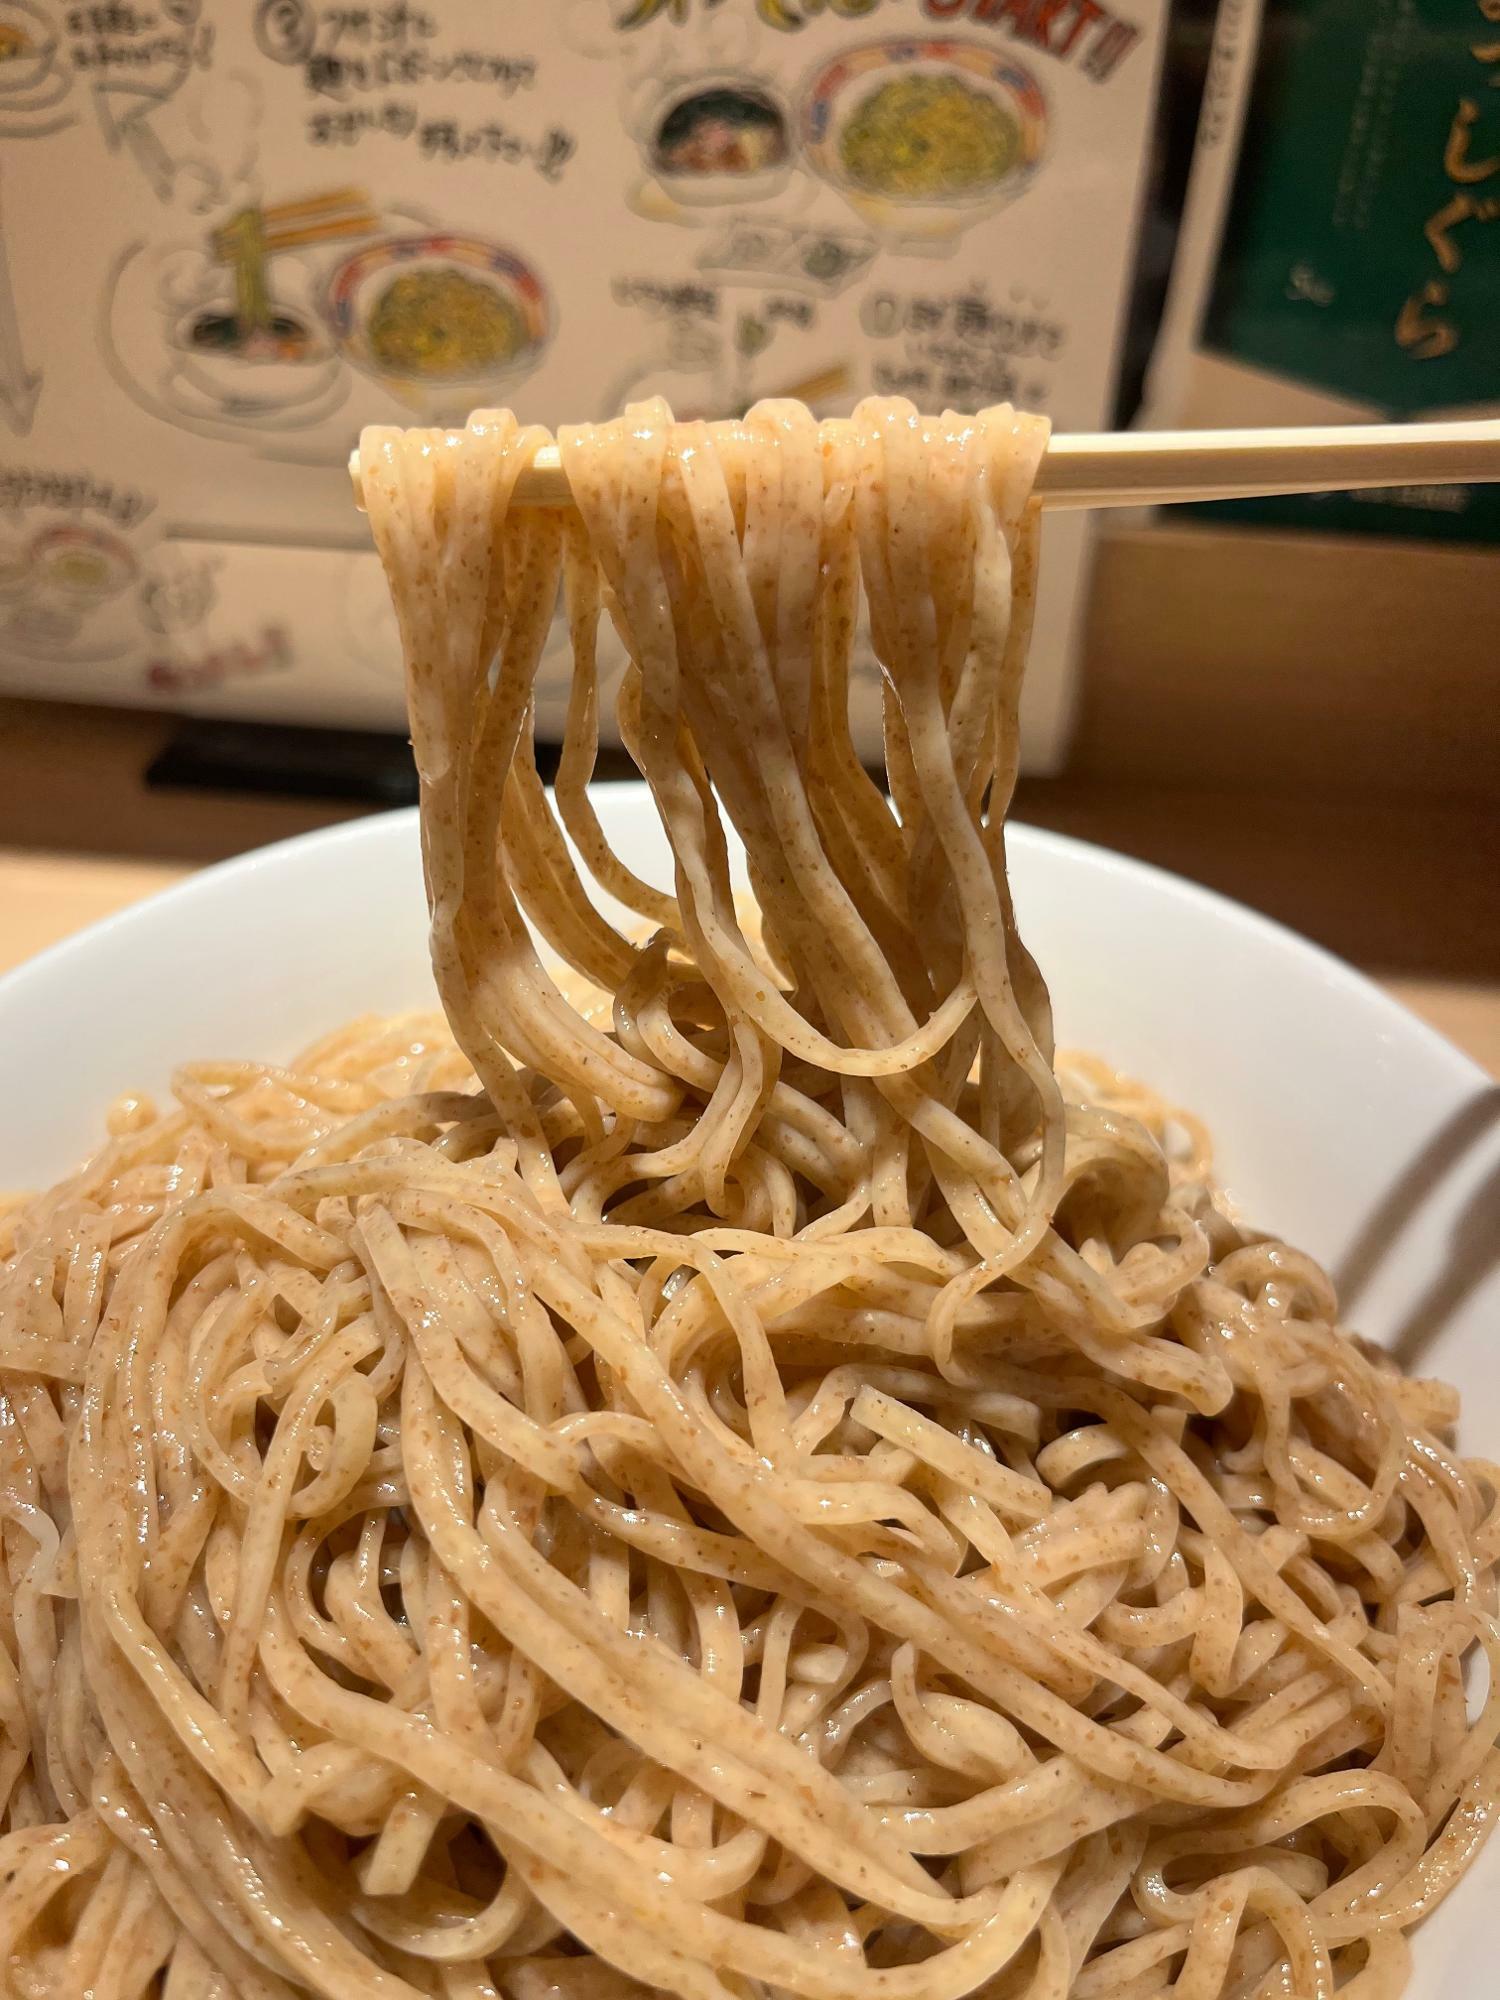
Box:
[1,399,1497,2000]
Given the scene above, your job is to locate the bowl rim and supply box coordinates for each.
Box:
[0,798,1482,1102]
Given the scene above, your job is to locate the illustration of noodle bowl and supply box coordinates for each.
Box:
[324,236,551,407]
[642,73,794,208]
[172,191,379,418]
[30,524,138,603]
[173,294,337,414]
[0,0,65,105]
[0,0,56,95]
[801,39,1046,248]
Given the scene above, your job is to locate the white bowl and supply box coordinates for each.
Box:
[1,791,1495,1992]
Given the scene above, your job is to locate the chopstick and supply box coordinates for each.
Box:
[348,416,1500,514]
[213,188,379,261]
[254,213,381,252]
[1037,419,1500,508]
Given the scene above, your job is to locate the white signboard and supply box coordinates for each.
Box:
[0,0,1165,768]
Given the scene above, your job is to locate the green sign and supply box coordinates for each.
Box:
[1196,0,1500,541]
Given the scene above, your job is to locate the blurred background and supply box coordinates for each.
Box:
[0,0,1495,1066]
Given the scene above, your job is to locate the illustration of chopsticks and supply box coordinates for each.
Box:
[211,189,380,261]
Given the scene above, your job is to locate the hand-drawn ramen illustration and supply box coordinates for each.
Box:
[1,532,140,658]
[802,40,1046,251]
[0,0,74,138]
[30,523,138,602]
[325,235,550,415]
[652,76,791,198]
[629,69,797,221]
[103,188,378,447]
[0,514,146,665]
[174,188,373,408]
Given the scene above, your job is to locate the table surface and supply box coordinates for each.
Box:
[2,844,1496,1079]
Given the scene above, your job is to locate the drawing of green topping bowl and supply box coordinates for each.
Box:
[324,235,551,413]
[801,38,1046,248]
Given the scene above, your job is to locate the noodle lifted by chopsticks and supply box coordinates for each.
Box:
[1,398,1497,2000]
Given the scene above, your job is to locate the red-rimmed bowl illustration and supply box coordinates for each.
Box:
[801,39,1046,244]
[324,235,551,395]
[29,523,139,602]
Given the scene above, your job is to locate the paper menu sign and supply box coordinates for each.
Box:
[0,0,1166,766]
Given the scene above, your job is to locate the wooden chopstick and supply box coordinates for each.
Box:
[349,417,1500,514]
[1038,419,1500,508]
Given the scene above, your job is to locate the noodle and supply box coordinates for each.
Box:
[1,397,1496,2000]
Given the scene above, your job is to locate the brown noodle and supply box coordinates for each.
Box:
[0,399,1496,1999]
